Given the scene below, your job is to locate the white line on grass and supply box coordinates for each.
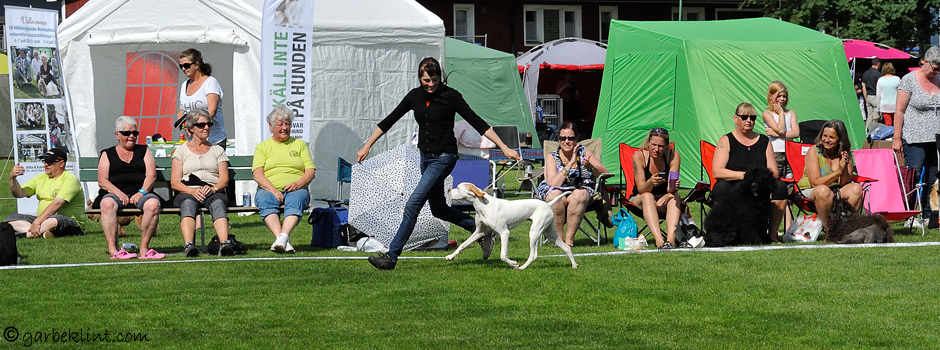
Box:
[4,241,940,270]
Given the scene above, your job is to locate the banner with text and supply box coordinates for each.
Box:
[261,0,314,142]
[5,6,79,214]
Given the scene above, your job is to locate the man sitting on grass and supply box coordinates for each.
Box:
[6,148,87,238]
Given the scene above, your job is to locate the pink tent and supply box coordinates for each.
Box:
[842,39,913,61]
[516,38,607,123]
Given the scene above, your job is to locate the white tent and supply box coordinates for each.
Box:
[59,0,443,201]
[516,37,607,124]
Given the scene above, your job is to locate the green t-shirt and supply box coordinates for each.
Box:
[22,170,87,230]
[252,137,316,190]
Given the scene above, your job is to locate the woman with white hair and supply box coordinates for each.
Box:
[171,109,233,257]
[892,46,940,227]
[37,54,59,96]
[93,116,163,259]
[253,104,315,254]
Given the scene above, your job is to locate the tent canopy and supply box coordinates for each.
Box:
[444,38,539,148]
[593,18,866,186]
[58,0,444,200]
[517,37,607,124]
[842,39,914,61]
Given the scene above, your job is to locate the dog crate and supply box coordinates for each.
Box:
[537,94,563,130]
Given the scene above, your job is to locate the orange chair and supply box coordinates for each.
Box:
[618,142,699,240]
[783,140,818,216]
[700,140,716,190]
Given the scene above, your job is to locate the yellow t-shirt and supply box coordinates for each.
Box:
[252,137,315,190]
[22,170,87,230]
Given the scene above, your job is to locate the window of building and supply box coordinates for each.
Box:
[454,4,474,42]
[524,5,581,46]
[124,51,181,142]
[671,7,705,21]
[599,6,617,43]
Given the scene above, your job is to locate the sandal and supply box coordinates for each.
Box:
[138,249,166,260]
[658,242,674,250]
[110,249,138,260]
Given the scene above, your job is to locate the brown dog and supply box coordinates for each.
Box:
[85,200,145,237]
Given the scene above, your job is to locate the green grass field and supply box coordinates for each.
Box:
[2,158,940,349]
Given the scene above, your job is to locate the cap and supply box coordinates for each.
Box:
[39,148,67,163]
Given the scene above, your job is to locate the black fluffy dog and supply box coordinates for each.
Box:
[825,198,894,243]
[704,167,777,247]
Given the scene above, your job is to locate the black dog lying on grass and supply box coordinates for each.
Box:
[704,167,777,247]
[825,198,894,243]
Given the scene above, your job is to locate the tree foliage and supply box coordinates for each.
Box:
[744,0,940,53]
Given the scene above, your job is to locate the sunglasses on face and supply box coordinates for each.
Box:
[927,65,940,73]
[192,122,214,129]
[650,127,669,135]
[736,114,758,121]
[43,158,62,165]
[179,62,193,70]
[118,130,140,137]
[558,136,577,142]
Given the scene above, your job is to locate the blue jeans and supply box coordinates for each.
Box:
[387,152,475,261]
[255,188,310,219]
[902,141,936,217]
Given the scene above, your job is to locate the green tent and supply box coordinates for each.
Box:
[593,18,863,186]
[444,38,540,149]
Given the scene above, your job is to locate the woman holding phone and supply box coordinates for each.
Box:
[629,127,681,249]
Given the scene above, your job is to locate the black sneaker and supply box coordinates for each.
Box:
[218,241,235,257]
[184,243,199,257]
[368,254,396,270]
[479,232,495,260]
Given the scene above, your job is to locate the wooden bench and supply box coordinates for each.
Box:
[79,155,258,251]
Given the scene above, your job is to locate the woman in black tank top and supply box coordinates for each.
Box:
[630,127,682,249]
[711,103,789,243]
[95,116,163,259]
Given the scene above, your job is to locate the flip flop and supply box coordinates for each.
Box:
[110,249,137,260]
[138,249,166,260]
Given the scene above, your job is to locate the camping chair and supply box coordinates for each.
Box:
[783,140,818,217]
[316,157,352,207]
[540,138,614,246]
[617,142,700,242]
[693,140,718,220]
[852,148,925,235]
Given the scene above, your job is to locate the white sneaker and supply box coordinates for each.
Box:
[270,233,288,253]
[284,239,295,254]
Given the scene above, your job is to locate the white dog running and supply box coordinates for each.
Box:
[445,182,578,269]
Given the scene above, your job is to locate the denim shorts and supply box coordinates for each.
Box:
[256,188,310,219]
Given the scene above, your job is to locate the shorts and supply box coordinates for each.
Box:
[799,185,842,201]
[98,193,161,211]
[174,192,229,221]
[5,213,84,236]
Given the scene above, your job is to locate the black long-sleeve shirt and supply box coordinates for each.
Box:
[377,86,491,155]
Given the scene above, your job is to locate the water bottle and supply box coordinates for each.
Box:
[243,192,252,207]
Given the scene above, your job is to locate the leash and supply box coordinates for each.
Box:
[483,158,522,192]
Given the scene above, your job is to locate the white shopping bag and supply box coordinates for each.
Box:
[782,214,823,243]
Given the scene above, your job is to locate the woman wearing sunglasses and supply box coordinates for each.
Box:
[171,109,233,257]
[93,116,164,260]
[712,103,789,243]
[176,48,227,147]
[630,127,681,249]
[536,122,608,247]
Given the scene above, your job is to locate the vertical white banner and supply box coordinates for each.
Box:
[261,0,315,142]
[5,6,79,214]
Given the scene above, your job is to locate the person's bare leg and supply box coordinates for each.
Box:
[138,198,161,252]
[564,190,589,246]
[181,217,196,243]
[811,186,835,232]
[637,193,664,246]
[281,215,301,235]
[662,194,680,245]
[214,218,230,242]
[769,199,787,242]
[264,214,283,237]
[101,199,120,252]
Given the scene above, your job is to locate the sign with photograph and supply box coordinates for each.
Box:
[5,6,79,214]
[260,0,315,142]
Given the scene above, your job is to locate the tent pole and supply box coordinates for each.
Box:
[678,0,683,21]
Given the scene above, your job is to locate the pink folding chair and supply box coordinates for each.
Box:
[852,148,924,235]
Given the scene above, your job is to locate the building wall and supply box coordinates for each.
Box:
[418,1,761,55]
